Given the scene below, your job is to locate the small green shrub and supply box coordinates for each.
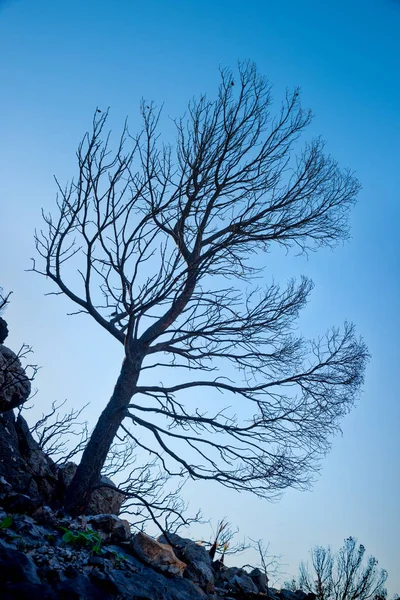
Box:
[0,515,13,530]
[59,526,103,554]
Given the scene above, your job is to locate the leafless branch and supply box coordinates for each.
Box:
[29,399,90,463]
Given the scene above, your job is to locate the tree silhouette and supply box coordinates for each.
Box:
[296,537,387,600]
[32,61,368,514]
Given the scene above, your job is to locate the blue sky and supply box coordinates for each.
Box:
[0,0,399,592]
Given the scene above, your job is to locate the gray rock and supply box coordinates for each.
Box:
[108,566,207,599]
[159,532,215,589]
[0,412,58,508]
[59,462,124,515]
[0,318,8,344]
[90,475,125,515]
[0,344,31,411]
[15,415,57,503]
[250,566,268,592]
[278,589,311,600]
[87,513,131,542]
[0,537,41,585]
[219,566,259,594]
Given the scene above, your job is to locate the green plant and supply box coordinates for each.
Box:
[0,515,13,530]
[59,526,104,554]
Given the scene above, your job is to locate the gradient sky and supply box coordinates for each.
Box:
[0,0,399,593]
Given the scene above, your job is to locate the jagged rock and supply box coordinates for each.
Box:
[58,462,124,515]
[105,566,207,599]
[0,412,57,508]
[0,516,207,599]
[131,530,187,576]
[0,344,31,411]
[89,476,125,515]
[15,415,58,502]
[0,506,310,600]
[87,514,131,542]
[32,505,59,528]
[159,531,215,589]
[218,566,259,594]
[250,567,268,593]
[0,318,8,344]
[0,411,34,498]
[2,492,39,514]
[0,538,41,585]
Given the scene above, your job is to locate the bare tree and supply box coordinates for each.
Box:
[28,398,199,532]
[31,61,368,515]
[297,537,388,600]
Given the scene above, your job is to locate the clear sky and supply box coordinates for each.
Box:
[0,0,399,593]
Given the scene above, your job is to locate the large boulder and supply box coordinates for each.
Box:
[218,565,259,595]
[86,514,131,543]
[58,462,125,515]
[131,531,187,577]
[159,532,214,590]
[250,567,269,593]
[0,344,31,411]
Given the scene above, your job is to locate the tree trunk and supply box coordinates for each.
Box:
[63,352,142,515]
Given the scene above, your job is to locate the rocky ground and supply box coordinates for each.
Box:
[0,326,318,599]
[0,499,315,600]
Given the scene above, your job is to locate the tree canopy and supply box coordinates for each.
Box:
[32,61,369,514]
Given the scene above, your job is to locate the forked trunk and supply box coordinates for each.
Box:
[63,353,142,515]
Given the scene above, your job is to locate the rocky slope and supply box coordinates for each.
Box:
[0,317,317,599]
[0,503,315,600]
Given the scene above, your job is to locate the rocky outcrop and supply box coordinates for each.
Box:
[159,531,215,589]
[58,463,125,515]
[0,510,205,599]
[0,317,8,344]
[0,501,317,599]
[0,344,31,411]
[217,565,259,595]
[86,514,131,543]
[0,412,125,517]
[0,412,57,508]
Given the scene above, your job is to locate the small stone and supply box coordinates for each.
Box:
[88,555,105,567]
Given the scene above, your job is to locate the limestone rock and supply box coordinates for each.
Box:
[0,344,31,411]
[87,514,131,543]
[58,462,124,515]
[159,531,214,589]
[89,475,125,515]
[131,531,187,576]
